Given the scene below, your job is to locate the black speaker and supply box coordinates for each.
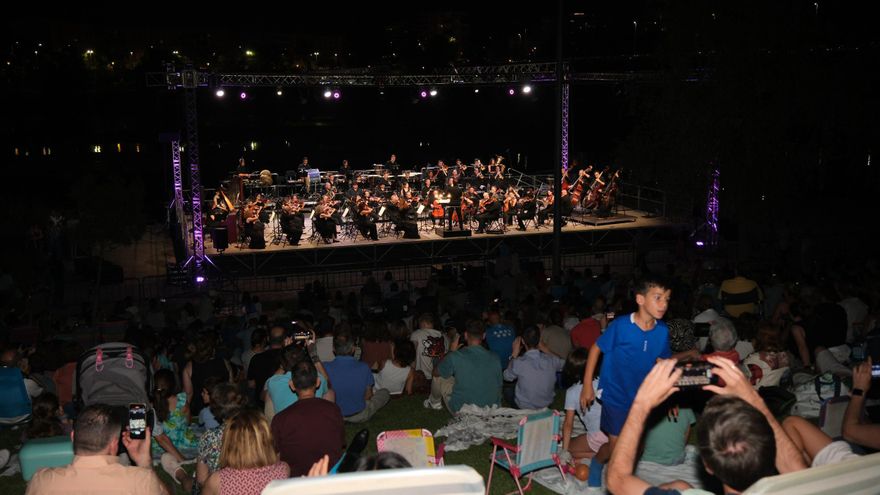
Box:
[213,227,229,250]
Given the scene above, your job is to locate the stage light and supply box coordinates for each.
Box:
[522,84,532,94]
[429,89,438,97]
[420,90,428,98]
[215,89,225,97]
[276,88,283,96]
[324,89,333,98]
[195,275,206,284]
[695,241,705,247]
[508,88,515,95]
[333,91,341,99]
[474,88,480,93]
[239,91,247,100]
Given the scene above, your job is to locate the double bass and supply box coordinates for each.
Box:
[568,168,591,204]
[583,167,609,209]
[599,169,622,211]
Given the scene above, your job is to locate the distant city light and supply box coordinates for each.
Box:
[215,89,225,97]
[522,85,532,94]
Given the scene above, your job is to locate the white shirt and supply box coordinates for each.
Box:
[410,328,447,377]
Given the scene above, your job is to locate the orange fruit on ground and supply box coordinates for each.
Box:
[574,463,590,481]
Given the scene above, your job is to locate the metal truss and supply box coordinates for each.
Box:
[561,83,569,169]
[170,140,189,257]
[184,85,205,279]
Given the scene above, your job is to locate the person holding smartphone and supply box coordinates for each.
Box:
[26,404,170,494]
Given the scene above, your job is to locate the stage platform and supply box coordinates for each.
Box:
[204,207,682,277]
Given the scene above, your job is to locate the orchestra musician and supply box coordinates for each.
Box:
[399,192,420,239]
[475,191,501,234]
[503,188,520,229]
[385,153,400,175]
[244,200,266,249]
[355,197,379,241]
[519,188,537,230]
[443,177,463,231]
[345,182,361,200]
[456,158,469,178]
[434,160,449,185]
[314,195,339,244]
[537,190,555,225]
[280,195,305,246]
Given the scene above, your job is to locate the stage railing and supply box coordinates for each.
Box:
[617,181,667,217]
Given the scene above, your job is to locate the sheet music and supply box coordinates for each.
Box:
[417,204,425,214]
[378,206,386,216]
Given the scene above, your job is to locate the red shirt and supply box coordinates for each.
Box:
[570,318,601,350]
[271,397,345,476]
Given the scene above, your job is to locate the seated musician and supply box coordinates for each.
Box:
[421,179,434,198]
[297,156,310,175]
[475,192,501,234]
[503,189,521,230]
[519,189,537,230]
[456,158,469,178]
[461,185,478,224]
[245,202,266,249]
[356,197,379,241]
[537,190,555,225]
[346,182,360,200]
[339,159,352,179]
[314,196,339,244]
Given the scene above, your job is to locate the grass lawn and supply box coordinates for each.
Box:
[0,391,566,495]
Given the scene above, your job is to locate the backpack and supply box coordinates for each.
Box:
[790,372,849,419]
[76,343,151,408]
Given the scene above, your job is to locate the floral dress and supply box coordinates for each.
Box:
[152,392,200,457]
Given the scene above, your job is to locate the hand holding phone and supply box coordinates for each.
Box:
[128,403,147,440]
[674,361,717,389]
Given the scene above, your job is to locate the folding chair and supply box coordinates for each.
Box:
[486,410,566,495]
[377,429,445,468]
[0,366,33,426]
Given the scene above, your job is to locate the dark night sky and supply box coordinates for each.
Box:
[3,2,880,253]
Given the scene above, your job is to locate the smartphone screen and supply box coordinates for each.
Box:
[872,363,880,379]
[129,403,147,439]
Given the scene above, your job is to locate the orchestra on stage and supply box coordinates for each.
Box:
[206,154,623,249]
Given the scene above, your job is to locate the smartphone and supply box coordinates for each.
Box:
[605,312,615,320]
[674,361,717,389]
[872,363,880,379]
[129,403,147,439]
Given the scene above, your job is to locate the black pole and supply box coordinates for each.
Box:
[552,0,564,280]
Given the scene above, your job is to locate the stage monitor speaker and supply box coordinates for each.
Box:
[213,227,229,250]
[435,227,472,238]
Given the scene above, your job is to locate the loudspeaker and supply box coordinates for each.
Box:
[213,227,229,250]
[434,227,472,238]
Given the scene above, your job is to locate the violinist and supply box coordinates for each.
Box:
[475,191,500,234]
[518,188,537,230]
[399,192,421,239]
[537,190,555,225]
[356,197,379,241]
[503,188,520,229]
[281,195,305,246]
[444,177,463,231]
[244,200,266,249]
[314,196,338,244]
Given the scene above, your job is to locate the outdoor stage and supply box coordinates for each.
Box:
[204,207,682,278]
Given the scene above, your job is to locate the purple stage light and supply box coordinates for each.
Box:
[508,88,515,95]
[195,275,206,284]
[239,91,247,99]
[420,90,428,98]
[695,241,705,247]
[333,91,341,99]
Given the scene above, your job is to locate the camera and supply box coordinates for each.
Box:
[674,361,717,389]
[128,403,147,439]
[605,312,615,320]
[293,331,310,342]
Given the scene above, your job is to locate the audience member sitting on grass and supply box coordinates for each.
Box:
[503,325,565,409]
[561,348,607,466]
[194,383,245,493]
[410,313,447,382]
[26,392,70,440]
[266,343,333,418]
[607,357,809,495]
[323,332,390,422]
[425,319,502,412]
[272,359,345,476]
[485,309,516,367]
[702,318,740,363]
[202,409,289,495]
[306,451,412,477]
[197,376,223,429]
[373,338,416,395]
[26,404,170,495]
[151,368,199,458]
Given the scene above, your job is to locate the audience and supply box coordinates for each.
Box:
[272,359,345,477]
[323,333,390,422]
[561,348,607,465]
[26,404,170,494]
[503,325,565,409]
[202,409,289,495]
[373,338,416,395]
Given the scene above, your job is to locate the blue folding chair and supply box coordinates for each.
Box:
[486,410,566,495]
[0,366,33,426]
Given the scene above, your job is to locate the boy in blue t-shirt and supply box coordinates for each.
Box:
[578,276,672,486]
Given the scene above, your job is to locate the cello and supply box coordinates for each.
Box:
[599,169,622,212]
[583,166,609,209]
[568,168,590,204]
